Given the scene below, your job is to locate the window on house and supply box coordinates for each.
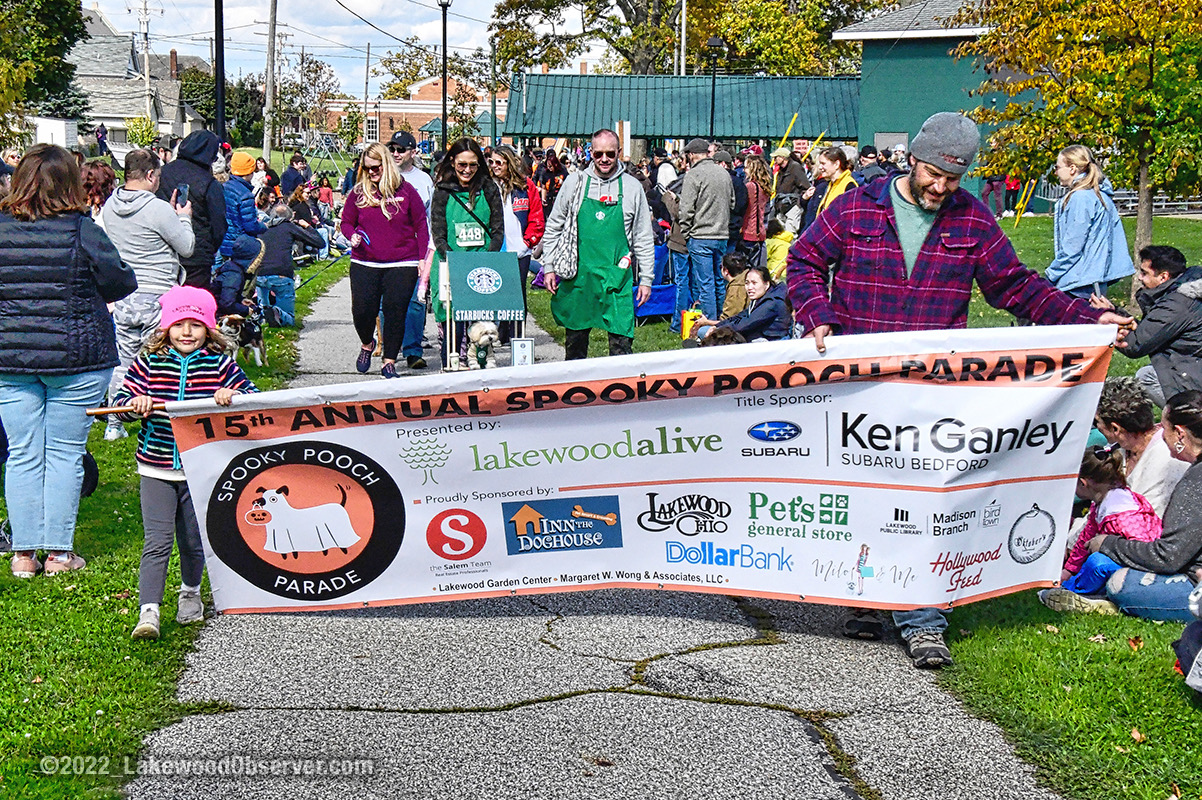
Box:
[366,117,379,141]
[388,118,394,131]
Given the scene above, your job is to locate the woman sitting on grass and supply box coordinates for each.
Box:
[691,264,791,343]
[1042,389,1202,620]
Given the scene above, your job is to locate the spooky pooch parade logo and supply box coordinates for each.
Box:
[207,442,404,601]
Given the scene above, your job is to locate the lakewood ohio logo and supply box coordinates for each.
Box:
[207,441,405,601]
[466,267,502,294]
[502,496,624,554]
[637,492,730,535]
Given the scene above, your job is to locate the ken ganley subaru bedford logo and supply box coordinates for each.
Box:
[503,496,623,554]
[207,442,404,601]
[466,267,502,294]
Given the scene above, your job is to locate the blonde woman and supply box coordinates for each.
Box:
[1047,144,1134,299]
[339,142,429,378]
[740,155,772,267]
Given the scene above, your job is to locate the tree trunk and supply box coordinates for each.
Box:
[1130,150,1153,304]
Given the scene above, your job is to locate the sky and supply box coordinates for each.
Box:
[85,0,599,98]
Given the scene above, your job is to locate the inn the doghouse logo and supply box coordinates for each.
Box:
[207,441,404,601]
[502,496,624,555]
[637,492,730,535]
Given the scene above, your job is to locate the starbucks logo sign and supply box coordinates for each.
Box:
[466,267,502,295]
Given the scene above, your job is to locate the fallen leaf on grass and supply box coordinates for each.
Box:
[31,676,43,684]
[1045,624,1060,634]
[1114,745,1129,753]
[1128,636,1145,652]
[1062,685,1072,693]
[1089,634,1107,643]
[117,608,129,615]
[1131,728,1147,744]
[1167,781,1181,798]
[113,589,131,600]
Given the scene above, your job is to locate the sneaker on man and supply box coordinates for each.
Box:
[406,355,427,370]
[176,590,205,624]
[1038,587,1119,615]
[132,607,161,640]
[905,630,953,669]
[104,419,128,441]
[841,608,884,640]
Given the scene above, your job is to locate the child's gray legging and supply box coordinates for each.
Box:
[139,476,204,606]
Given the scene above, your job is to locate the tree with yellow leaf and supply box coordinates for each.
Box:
[952,0,1202,254]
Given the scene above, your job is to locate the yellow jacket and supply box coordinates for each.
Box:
[818,170,858,213]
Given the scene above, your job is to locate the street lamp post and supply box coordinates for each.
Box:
[214,0,226,142]
[438,0,451,152]
[707,36,723,141]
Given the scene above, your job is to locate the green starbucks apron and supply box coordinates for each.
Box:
[433,189,490,323]
[551,176,634,337]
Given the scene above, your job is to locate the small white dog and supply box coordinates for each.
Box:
[466,321,499,369]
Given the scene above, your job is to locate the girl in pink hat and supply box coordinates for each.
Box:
[110,285,259,640]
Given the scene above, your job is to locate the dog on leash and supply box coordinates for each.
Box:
[466,321,499,369]
[218,303,268,367]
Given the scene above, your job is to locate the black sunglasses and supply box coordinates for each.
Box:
[388,144,413,153]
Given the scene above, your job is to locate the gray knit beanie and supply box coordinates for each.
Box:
[910,112,980,175]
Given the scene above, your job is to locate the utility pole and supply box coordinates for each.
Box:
[362,42,370,143]
[136,0,153,120]
[679,0,687,76]
[261,0,278,161]
[214,0,226,141]
[490,41,497,145]
[299,45,306,145]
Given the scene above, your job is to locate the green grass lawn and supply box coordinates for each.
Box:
[525,215,1202,800]
[0,258,349,799]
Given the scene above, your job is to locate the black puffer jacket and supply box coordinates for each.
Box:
[0,211,137,375]
[1121,265,1202,399]
[157,130,227,285]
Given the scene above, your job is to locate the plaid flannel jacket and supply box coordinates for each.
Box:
[785,178,1103,335]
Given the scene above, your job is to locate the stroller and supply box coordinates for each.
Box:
[0,418,98,552]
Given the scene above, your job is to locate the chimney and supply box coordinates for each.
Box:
[541,63,548,74]
[170,49,178,79]
[579,61,587,75]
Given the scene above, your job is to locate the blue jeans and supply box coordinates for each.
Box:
[256,275,296,326]
[1106,567,1196,622]
[670,250,692,332]
[892,607,947,640]
[403,280,427,359]
[315,227,330,260]
[687,238,727,319]
[0,369,112,551]
[1063,552,1122,594]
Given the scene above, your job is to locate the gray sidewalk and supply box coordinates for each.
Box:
[127,280,1060,800]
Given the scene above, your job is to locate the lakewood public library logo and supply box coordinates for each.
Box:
[207,441,405,601]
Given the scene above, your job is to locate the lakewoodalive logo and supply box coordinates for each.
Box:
[470,426,722,471]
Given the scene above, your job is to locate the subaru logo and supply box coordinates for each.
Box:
[747,421,801,442]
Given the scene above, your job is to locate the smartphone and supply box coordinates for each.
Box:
[176,183,189,207]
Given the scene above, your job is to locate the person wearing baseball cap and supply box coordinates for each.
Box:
[220,151,267,259]
[650,147,677,187]
[784,111,1134,670]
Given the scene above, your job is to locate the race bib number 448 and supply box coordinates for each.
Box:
[454,222,484,248]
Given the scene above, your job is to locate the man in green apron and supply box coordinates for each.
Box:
[543,129,656,360]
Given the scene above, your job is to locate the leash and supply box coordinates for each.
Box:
[296,253,350,290]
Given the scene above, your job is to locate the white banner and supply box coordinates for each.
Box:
[169,326,1115,613]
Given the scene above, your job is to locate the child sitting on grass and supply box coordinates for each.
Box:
[719,253,749,320]
[111,286,258,640]
[1041,443,1162,612]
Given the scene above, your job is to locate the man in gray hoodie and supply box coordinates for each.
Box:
[100,148,194,440]
[677,137,734,321]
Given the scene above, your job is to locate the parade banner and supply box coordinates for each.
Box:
[169,326,1115,614]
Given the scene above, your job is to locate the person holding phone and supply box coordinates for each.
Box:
[156,130,226,291]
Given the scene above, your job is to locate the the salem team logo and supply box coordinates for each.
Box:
[208,441,404,601]
[427,509,487,561]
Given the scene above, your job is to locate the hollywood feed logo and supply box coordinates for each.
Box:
[207,442,404,601]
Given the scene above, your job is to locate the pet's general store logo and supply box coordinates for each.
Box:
[207,442,404,601]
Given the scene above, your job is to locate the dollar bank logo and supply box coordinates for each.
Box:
[637,492,730,535]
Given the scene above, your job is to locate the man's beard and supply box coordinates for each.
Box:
[908,172,945,212]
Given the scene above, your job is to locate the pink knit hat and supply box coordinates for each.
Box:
[159,285,217,330]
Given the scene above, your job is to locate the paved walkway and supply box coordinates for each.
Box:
[127,278,1060,800]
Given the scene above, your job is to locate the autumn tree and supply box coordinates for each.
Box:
[953,0,1202,255]
[716,0,879,75]
[1,0,89,118]
[376,39,491,100]
[336,105,364,149]
[297,57,341,137]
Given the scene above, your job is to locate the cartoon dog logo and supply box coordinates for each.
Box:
[244,484,362,559]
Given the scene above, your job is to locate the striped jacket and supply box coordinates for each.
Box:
[113,347,258,470]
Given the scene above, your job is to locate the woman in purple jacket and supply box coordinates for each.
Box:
[340,143,430,379]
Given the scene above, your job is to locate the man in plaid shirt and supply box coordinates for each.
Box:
[786,112,1133,668]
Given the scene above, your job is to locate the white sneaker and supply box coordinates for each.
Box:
[132,607,161,639]
[103,420,128,441]
[176,590,205,624]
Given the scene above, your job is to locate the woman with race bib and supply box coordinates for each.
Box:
[431,138,503,369]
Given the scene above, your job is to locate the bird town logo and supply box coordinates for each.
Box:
[637,492,731,536]
[207,441,404,601]
[502,496,624,555]
[465,267,502,295]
